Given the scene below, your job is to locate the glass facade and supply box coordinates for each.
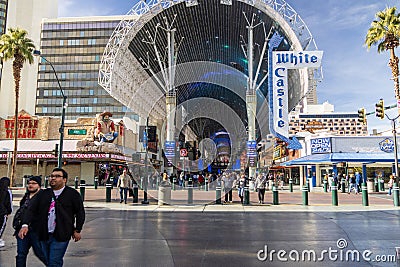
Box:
[0,0,7,35]
[36,19,128,120]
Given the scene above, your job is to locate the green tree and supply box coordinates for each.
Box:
[365,6,400,110]
[0,28,35,186]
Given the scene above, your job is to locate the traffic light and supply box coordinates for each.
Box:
[375,99,385,120]
[53,144,59,157]
[357,108,366,124]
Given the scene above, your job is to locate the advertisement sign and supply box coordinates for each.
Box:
[310,138,331,154]
[379,138,394,153]
[165,141,175,166]
[271,51,323,139]
[247,141,257,167]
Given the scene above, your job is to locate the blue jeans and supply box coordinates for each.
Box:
[119,187,128,203]
[41,234,69,267]
[16,231,48,267]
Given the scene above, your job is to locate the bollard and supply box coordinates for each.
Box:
[374,178,379,192]
[106,183,112,202]
[273,186,279,205]
[289,178,293,192]
[188,184,193,204]
[323,179,328,193]
[341,178,346,193]
[110,177,114,189]
[379,179,385,192]
[44,176,49,188]
[306,179,310,192]
[331,182,338,206]
[94,176,98,190]
[393,183,399,207]
[244,186,250,205]
[362,182,369,206]
[302,186,308,206]
[215,186,222,204]
[74,176,79,189]
[133,184,138,203]
[79,180,86,201]
[172,177,176,191]
[205,177,209,191]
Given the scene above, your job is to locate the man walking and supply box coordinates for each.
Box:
[117,168,130,204]
[19,168,85,267]
[14,175,47,267]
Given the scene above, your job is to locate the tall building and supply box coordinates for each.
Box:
[36,16,137,120]
[0,0,58,118]
[289,101,368,136]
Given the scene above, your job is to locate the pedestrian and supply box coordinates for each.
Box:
[355,172,362,193]
[19,167,85,267]
[328,174,333,192]
[348,174,357,194]
[222,174,234,203]
[14,175,47,267]
[237,175,246,204]
[388,175,394,196]
[117,168,130,204]
[255,174,266,204]
[0,177,12,247]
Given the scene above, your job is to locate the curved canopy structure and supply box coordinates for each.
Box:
[99,0,321,136]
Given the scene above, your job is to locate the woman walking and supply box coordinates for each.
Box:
[255,174,266,204]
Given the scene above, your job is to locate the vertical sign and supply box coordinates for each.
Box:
[165,141,175,166]
[271,51,323,139]
[247,141,257,167]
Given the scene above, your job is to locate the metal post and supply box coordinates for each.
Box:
[80,180,86,201]
[215,185,222,204]
[205,177,209,191]
[244,185,250,205]
[289,178,293,192]
[323,179,328,193]
[362,182,369,206]
[133,183,138,203]
[306,179,310,192]
[393,119,399,184]
[302,186,308,206]
[74,176,79,189]
[393,183,399,207]
[172,177,176,191]
[188,177,193,204]
[106,183,112,202]
[110,177,114,189]
[331,181,338,206]
[374,177,379,192]
[94,176,98,189]
[341,178,346,193]
[273,186,279,205]
[142,117,149,205]
[380,178,385,192]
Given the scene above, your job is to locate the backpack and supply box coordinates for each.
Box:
[12,196,29,230]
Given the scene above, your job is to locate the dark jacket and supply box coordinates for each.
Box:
[23,186,85,242]
[13,190,42,234]
[0,189,11,216]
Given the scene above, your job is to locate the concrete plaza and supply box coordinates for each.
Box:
[0,187,399,267]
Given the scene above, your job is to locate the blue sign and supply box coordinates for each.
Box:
[310,138,331,154]
[379,138,394,153]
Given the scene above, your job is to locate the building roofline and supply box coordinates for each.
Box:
[42,15,138,23]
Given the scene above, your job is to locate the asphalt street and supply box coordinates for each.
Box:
[1,207,400,267]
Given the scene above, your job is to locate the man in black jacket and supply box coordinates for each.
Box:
[14,175,47,267]
[18,168,85,267]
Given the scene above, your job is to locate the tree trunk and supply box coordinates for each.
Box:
[10,55,23,186]
[389,48,400,109]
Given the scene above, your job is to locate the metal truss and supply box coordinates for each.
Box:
[98,0,322,119]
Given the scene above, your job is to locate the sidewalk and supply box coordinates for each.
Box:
[10,185,398,212]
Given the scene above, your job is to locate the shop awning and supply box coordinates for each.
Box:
[282,152,399,166]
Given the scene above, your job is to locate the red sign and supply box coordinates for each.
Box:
[180,148,188,157]
[4,116,39,139]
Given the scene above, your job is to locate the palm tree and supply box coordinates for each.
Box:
[0,28,35,186]
[365,6,400,110]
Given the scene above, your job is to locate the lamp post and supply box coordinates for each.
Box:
[386,114,400,183]
[33,50,66,168]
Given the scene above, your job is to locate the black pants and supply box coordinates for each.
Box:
[0,214,7,239]
[224,189,232,202]
[258,188,266,202]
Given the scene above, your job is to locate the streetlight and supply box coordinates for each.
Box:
[33,50,66,168]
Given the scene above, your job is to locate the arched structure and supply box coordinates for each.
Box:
[99,0,321,123]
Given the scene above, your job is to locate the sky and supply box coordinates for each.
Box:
[59,0,400,133]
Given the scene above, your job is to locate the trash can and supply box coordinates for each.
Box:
[367,178,374,193]
[158,181,171,206]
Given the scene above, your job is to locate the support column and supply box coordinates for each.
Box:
[362,164,367,183]
[315,165,321,186]
[166,94,176,174]
[311,165,316,188]
[247,93,257,179]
